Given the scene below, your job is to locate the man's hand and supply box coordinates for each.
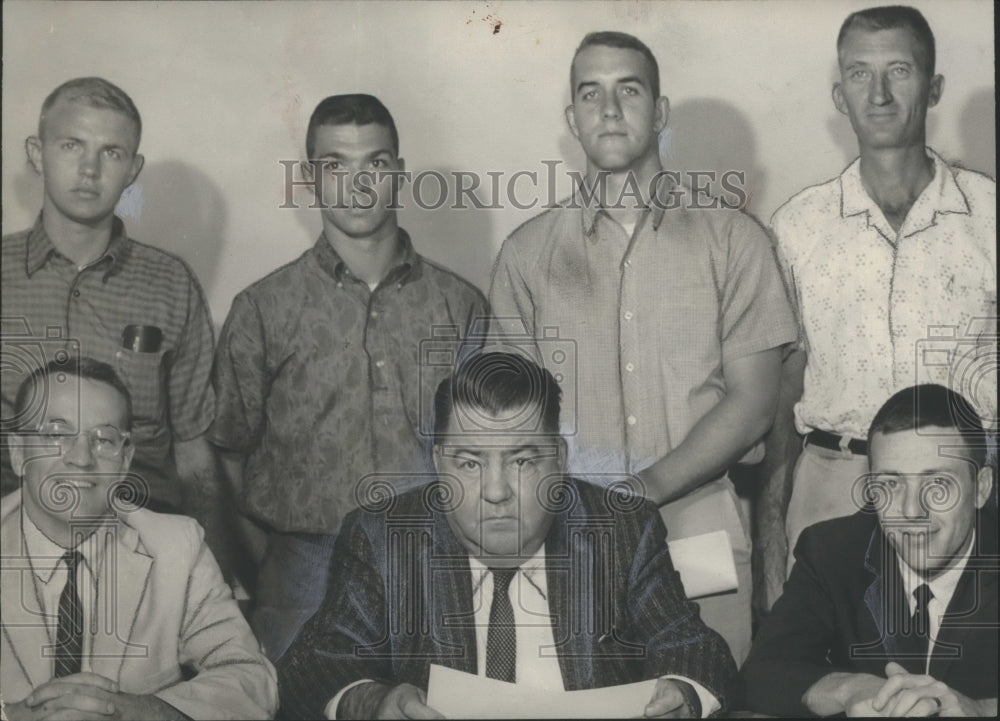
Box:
[870,661,994,717]
[340,681,443,720]
[803,671,886,717]
[6,673,190,721]
[643,679,700,718]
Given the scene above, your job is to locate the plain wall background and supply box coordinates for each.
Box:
[3,0,994,329]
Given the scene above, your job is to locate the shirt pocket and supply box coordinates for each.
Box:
[115,348,167,421]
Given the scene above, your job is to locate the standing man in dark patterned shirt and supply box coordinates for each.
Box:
[210,94,487,662]
[0,77,231,577]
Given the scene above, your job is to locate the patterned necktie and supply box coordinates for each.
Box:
[485,568,517,683]
[912,583,933,658]
[54,550,84,677]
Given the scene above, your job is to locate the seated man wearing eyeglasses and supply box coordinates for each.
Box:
[1,357,277,720]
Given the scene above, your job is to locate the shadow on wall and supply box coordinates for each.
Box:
[115,160,227,297]
[959,87,996,178]
[292,166,497,295]
[662,97,767,221]
[9,157,43,223]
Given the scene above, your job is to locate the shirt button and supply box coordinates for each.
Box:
[624,260,631,268]
[625,362,634,372]
[375,359,385,368]
[623,311,633,321]
[73,290,81,298]
[627,415,637,426]
[370,310,379,319]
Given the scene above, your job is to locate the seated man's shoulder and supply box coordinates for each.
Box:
[119,507,205,561]
[564,477,658,525]
[797,510,878,559]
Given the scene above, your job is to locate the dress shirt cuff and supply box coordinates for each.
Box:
[660,675,720,718]
[325,679,374,719]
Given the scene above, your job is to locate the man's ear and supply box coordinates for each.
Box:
[927,74,945,108]
[653,96,670,133]
[556,436,568,471]
[127,153,145,187]
[832,83,849,115]
[565,104,580,140]
[26,136,43,175]
[974,464,993,510]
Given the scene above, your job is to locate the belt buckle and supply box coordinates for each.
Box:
[838,434,854,460]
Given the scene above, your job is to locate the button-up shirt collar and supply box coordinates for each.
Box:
[25,216,130,281]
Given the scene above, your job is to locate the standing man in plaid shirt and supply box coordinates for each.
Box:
[1,77,235,577]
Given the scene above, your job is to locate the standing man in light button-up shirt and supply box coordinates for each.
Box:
[756,5,997,614]
[489,32,797,665]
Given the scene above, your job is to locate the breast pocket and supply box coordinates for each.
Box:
[115,349,167,421]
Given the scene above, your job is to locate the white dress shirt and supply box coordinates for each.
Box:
[20,510,109,671]
[328,544,720,718]
[896,533,975,674]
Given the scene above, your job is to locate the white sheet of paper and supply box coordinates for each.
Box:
[666,529,739,598]
[426,664,659,719]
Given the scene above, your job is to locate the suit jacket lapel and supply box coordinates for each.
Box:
[429,509,477,675]
[1,511,51,692]
[88,517,153,682]
[860,525,925,671]
[546,501,594,691]
[928,519,999,681]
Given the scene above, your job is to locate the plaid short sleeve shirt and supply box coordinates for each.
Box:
[1,217,216,473]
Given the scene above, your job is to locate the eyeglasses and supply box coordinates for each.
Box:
[33,421,132,460]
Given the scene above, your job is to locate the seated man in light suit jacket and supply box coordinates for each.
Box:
[740,384,997,717]
[277,351,736,719]
[1,357,277,720]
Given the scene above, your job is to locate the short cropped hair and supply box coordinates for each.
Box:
[868,384,986,469]
[433,352,562,441]
[305,93,399,159]
[837,5,936,75]
[13,357,134,433]
[571,31,660,99]
[39,77,142,147]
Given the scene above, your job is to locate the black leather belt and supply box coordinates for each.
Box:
[806,429,868,455]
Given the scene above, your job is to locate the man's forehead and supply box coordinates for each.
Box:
[838,26,925,65]
[312,122,395,156]
[571,45,653,87]
[42,97,140,143]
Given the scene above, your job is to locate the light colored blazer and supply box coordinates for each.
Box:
[1,491,277,720]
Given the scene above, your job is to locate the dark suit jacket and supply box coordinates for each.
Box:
[740,510,999,716]
[278,478,736,719]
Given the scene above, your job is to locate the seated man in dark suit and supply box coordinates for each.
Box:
[741,384,997,717]
[278,351,736,719]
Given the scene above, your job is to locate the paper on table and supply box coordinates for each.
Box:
[666,529,738,598]
[426,664,658,719]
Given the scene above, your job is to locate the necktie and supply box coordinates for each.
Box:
[912,583,933,658]
[54,550,84,677]
[485,568,517,683]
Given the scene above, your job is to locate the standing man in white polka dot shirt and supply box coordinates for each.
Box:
[756,5,996,614]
